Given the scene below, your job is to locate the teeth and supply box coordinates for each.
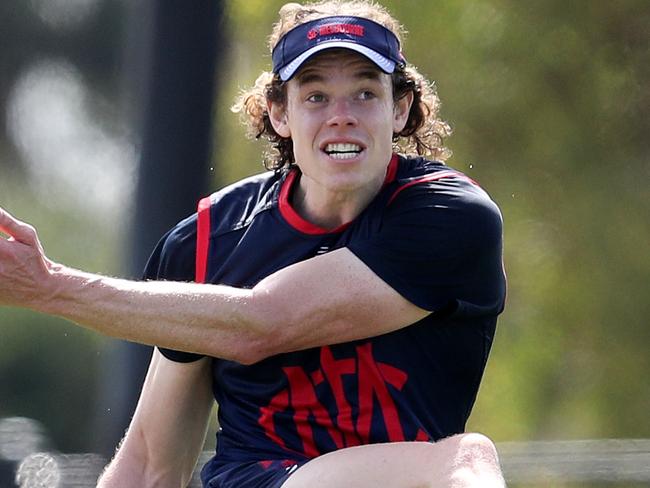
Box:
[329,151,359,160]
[325,143,362,154]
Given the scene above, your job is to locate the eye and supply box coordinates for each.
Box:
[358,90,376,101]
[306,93,326,103]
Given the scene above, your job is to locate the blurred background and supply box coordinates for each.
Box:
[1,0,649,486]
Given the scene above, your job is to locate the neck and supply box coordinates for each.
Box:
[291,172,385,230]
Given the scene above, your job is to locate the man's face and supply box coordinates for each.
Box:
[271,49,411,198]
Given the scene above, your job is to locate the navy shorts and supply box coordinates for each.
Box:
[202,459,303,488]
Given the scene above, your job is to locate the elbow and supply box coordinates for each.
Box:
[232,328,283,367]
[235,349,267,366]
[229,287,295,365]
[200,333,268,366]
[226,338,277,366]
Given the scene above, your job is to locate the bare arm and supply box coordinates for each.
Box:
[97,349,213,488]
[0,208,428,364]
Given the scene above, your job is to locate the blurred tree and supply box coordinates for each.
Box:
[0,1,123,173]
[0,0,125,453]
[214,0,650,442]
[92,0,226,456]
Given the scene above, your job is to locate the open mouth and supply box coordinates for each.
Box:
[323,143,363,160]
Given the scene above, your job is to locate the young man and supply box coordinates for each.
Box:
[0,2,507,487]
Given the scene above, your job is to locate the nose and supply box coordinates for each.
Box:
[326,98,358,127]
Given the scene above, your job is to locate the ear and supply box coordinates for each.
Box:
[393,90,414,133]
[267,99,291,138]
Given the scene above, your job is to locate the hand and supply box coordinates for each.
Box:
[0,207,58,308]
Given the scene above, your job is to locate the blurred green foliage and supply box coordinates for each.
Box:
[216,0,650,443]
[1,0,649,468]
[0,170,122,453]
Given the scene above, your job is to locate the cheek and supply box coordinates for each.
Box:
[380,100,400,133]
[288,111,321,144]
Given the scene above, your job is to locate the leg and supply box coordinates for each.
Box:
[281,433,506,488]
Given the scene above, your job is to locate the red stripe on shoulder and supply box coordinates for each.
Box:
[195,196,212,283]
[387,171,478,205]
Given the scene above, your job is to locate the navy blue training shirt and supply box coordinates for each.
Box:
[142,154,506,481]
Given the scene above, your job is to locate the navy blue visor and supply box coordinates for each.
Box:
[272,16,406,81]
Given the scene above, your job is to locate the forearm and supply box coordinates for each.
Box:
[97,453,151,488]
[38,265,267,363]
[97,435,193,488]
[97,354,213,488]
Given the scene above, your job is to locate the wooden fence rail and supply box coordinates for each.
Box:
[7,439,650,487]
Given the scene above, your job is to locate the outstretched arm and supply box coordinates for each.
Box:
[97,349,213,488]
[0,208,428,364]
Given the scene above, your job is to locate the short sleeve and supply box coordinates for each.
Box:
[142,218,207,363]
[347,178,506,317]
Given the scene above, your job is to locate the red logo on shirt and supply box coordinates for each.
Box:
[258,343,428,458]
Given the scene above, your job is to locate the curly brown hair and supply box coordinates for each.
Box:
[231,1,452,170]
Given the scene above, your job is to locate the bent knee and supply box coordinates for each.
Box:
[445,433,505,487]
[455,433,499,463]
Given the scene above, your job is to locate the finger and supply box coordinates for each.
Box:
[0,207,16,239]
[0,207,39,246]
[0,206,18,234]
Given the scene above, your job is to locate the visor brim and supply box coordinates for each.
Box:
[278,42,396,81]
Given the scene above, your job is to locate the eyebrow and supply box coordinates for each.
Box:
[295,67,382,86]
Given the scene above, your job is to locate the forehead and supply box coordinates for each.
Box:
[293,48,386,83]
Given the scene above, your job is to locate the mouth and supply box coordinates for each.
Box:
[323,142,364,160]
